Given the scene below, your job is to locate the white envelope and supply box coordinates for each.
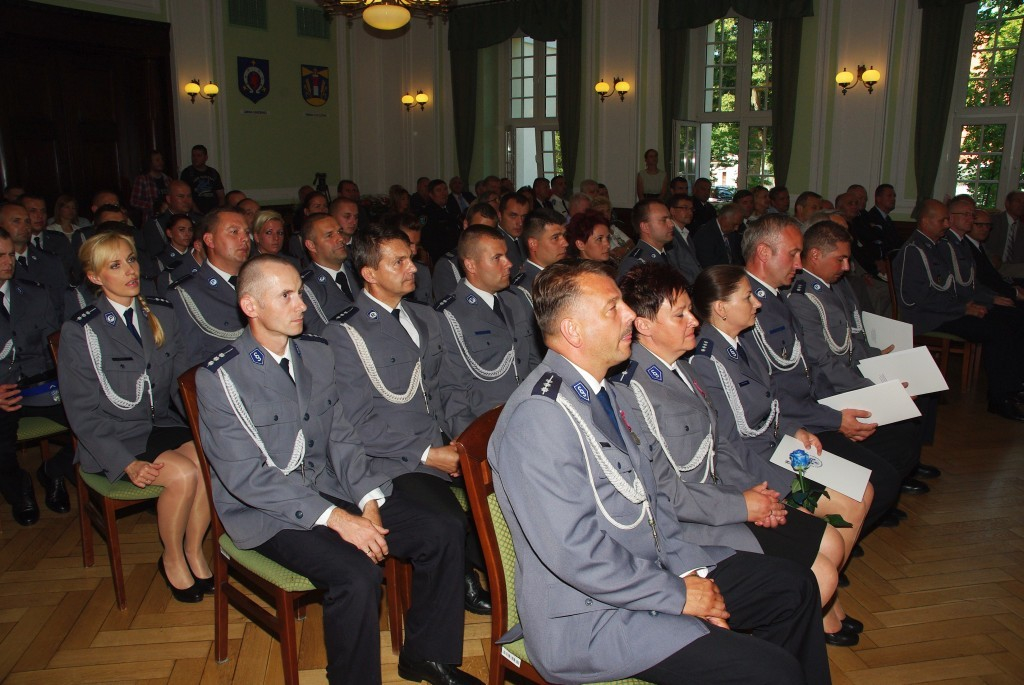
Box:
[769,435,871,502]
[857,346,949,396]
[817,379,922,426]
[861,312,914,352]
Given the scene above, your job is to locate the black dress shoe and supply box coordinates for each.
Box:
[464,572,491,615]
[824,628,859,647]
[37,465,70,513]
[838,571,850,588]
[892,508,908,520]
[900,478,930,495]
[877,511,900,527]
[851,543,864,557]
[397,653,484,685]
[157,558,204,603]
[10,472,39,526]
[989,399,1024,422]
[914,464,941,479]
[841,616,864,633]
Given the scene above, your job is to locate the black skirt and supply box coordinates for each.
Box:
[134,425,194,463]
[745,505,828,568]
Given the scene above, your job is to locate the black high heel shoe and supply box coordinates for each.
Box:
[189,565,215,595]
[158,557,204,603]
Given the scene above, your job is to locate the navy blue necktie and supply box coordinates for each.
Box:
[335,270,353,299]
[124,308,143,347]
[735,342,749,365]
[279,357,295,385]
[492,297,506,323]
[597,387,625,445]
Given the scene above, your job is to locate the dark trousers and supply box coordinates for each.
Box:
[255,483,465,685]
[0,402,74,504]
[401,470,483,573]
[636,552,829,685]
[936,308,1024,402]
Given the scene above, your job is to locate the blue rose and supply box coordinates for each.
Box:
[789,449,812,470]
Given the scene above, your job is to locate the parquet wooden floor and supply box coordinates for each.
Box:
[1,385,1022,684]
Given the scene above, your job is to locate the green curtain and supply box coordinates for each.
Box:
[447,0,582,183]
[660,28,689,177]
[913,0,971,211]
[657,0,812,188]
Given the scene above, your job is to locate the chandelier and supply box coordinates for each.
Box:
[317,0,453,31]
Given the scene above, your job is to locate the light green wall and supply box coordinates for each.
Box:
[221,2,340,202]
[786,9,820,195]
[34,0,167,21]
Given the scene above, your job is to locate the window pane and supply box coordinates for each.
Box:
[677,124,698,182]
[524,99,534,118]
[709,122,740,187]
[704,18,739,113]
[964,2,1024,108]
[523,37,534,56]
[957,123,1006,207]
[545,96,556,118]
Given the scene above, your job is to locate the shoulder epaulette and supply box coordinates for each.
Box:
[612,360,638,385]
[203,345,239,372]
[628,247,643,259]
[694,338,714,357]
[331,306,358,323]
[73,305,99,326]
[168,273,193,290]
[298,333,327,345]
[531,371,562,398]
[65,284,79,292]
[145,296,172,308]
[444,250,456,260]
[300,269,315,282]
[511,272,527,287]
[792,280,806,295]
[433,294,455,312]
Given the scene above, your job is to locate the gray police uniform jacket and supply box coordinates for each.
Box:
[16,245,67,314]
[787,272,876,398]
[431,251,462,304]
[157,252,201,296]
[300,261,357,336]
[499,227,526,274]
[615,347,760,554]
[489,351,734,684]
[740,275,844,434]
[321,290,450,481]
[195,330,390,550]
[58,295,186,481]
[1,279,60,390]
[435,280,540,436]
[944,231,998,305]
[167,262,246,368]
[892,230,969,335]
[665,226,702,283]
[617,240,668,281]
[407,260,433,306]
[688,325,802,495]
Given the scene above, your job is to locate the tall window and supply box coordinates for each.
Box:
[676,17,773,192]
[509,37,561,188]
[951,1,1024,207]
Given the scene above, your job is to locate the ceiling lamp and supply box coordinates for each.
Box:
[317,0,453,31]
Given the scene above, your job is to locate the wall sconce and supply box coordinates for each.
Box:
[595,77,630,102]
[185,78,219,104]
[402,90,429,111]
[835,65,881,95]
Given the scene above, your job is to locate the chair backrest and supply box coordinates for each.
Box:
[47,331,60,364]
[177,366,228,543]
[453,406,518,640]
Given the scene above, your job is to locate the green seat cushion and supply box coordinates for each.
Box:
[450,485,469,512]
[17,416,68,442]
[80,469,163,500]
[219,534,316,592]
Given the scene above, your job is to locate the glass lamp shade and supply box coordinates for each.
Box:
[615,80,631,94]
[415,91,429,104]
[185,81,201,96]
[594,80,610,94]
[402,93,415,106]
[862,68,881,85]
[363,3,411,30]
[203,82,219,97]
[835,70,855,86]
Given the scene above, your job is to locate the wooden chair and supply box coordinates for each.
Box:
[454,407,649,685]
[885,256,982,392]
[48,331,163,611]
[177,367,410,685]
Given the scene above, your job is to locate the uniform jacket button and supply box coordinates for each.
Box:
[303,413,310,421]
[401,456,408,462]
[295,511,303,519]
[307,439,314,447]
[584,598,593,606]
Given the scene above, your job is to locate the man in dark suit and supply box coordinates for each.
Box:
[968,209,1024,302]
[691,177,717,229]
[497,193,530,274]
[694,203,743,268]
[665,194,702,282]
[196,255,479,685]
